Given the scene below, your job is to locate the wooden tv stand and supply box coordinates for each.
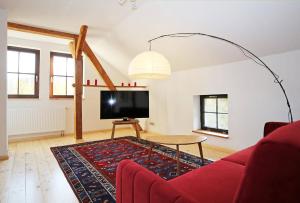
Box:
[111,119,141,139]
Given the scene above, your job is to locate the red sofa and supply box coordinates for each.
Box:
[116,121,300,203]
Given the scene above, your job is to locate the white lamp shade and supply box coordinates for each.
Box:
[128,51,171,79]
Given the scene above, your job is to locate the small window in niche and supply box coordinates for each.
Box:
[200,94,228,134]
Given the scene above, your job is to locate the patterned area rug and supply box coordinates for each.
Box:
[51,136,212,203]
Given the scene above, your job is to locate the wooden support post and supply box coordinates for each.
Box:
[83,42,116,91]
[76,25,88,59]
[74,56,83,139]
[72,25,88,140]
[73,26,88,140]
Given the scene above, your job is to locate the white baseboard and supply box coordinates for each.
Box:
[8,127,131,143]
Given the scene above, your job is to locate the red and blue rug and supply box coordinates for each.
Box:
[51,136,212,203]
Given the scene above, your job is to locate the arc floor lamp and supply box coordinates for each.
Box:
[128,33,293,123]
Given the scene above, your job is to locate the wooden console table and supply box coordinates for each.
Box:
[111,119,141,139]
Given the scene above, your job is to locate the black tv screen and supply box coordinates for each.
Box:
[100,91,149,119]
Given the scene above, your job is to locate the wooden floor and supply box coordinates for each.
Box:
[0,129,234,203]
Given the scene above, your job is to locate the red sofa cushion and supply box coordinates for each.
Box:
[170,160,245,203]
[234,120,300,203]
[222,146,255,166]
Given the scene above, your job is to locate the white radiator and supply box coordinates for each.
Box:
[7,107,66,136]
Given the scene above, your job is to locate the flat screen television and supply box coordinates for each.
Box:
[100,90,149,119]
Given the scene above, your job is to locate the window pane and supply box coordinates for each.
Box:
[53,56,67,76]
[7,73,18,94]
[19,52,36,73]
[19,74,35,95]
[218,114,228,130]
[218,98,228,113]
[204,98,216,112]
[67,58,75,76]
[53,76,66,95]
[67,77,74,96]
[204,113,217,128]
[7,51,19,72]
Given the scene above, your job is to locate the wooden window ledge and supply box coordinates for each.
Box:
[192,130,229,139]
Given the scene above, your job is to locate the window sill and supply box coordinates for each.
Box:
[49,97,86,100]
[8,96,39,99]
[192,130,229,139]
[49,96,74,99]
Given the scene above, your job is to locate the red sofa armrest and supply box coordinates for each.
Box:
[263,122,289,137]
[234,120,300,203]
[116,159,196,203]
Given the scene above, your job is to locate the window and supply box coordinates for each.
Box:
[7,46,40,98]
[200,94,228,134]
[50,52,75,98]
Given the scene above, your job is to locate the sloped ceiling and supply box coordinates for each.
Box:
[1,0,300,76]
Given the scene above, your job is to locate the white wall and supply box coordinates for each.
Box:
[0,9,8,156]
[148,50,300,150]
[7,37,129,136]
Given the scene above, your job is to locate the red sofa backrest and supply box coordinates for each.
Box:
[263,121,289,137]
[234,120,300,203]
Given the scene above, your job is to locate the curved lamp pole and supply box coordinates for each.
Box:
[147,33,293,123]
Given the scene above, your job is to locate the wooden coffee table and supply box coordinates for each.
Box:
[146,135,207,175]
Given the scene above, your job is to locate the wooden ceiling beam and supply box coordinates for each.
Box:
[83,41,116,91]
[7,22,78,40]
[75,25,88,59]
[8,22,116,91]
